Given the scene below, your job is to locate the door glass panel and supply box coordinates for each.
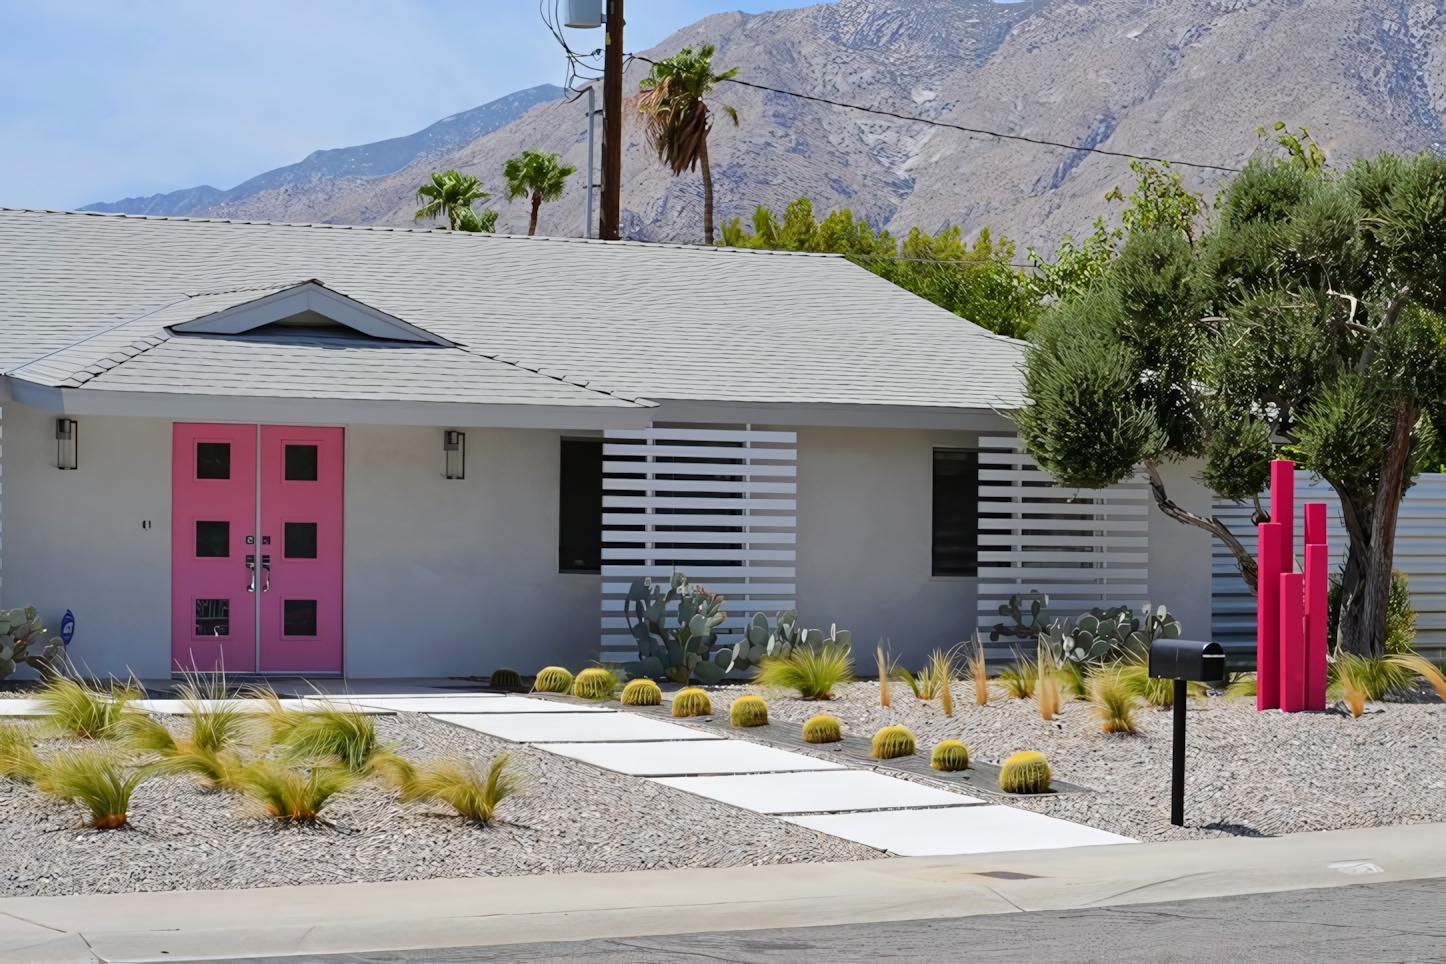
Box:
[196,442,232,480]
[195,520,230,557]
[195,598,230,636]
[284,445,319,481]
[283,599,318,636]
[284,522,318,559]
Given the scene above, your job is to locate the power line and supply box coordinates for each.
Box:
[630,54,1241,174]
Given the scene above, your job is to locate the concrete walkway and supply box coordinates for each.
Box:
[1,823,1441,963]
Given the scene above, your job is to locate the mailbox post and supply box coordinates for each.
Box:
[1149,639,1226,826]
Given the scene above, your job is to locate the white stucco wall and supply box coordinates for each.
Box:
[794,426,979,670]
[342,425,598,677]
[3,406,173,678]
[1145,459,1215,642]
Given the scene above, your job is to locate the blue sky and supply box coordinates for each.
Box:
[0,1,828,210]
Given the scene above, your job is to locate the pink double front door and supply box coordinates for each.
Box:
[171,424,344,674]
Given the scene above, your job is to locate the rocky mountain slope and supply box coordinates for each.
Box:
[82,84,563,217]
[84,0,1446,249]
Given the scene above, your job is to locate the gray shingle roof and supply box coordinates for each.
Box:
[0,208,1027,411]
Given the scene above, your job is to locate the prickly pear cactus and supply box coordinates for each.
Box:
[619,572,729,685]
[990,592,1050,643]
[1040,602,1182,667]
[0,607,64,681]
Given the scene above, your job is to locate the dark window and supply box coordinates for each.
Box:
[284,444,318,481]
[559,439,602,573]
[196,442,231,480]
[283,599,317,636]
[932,449,979,576]
[195,598,229,636]
[195,520,230,558]
[284,522,318,559]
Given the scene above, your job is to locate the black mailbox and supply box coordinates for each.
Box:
[1149,639,1226,682]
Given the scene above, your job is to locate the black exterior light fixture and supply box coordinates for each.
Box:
[444,430,465,480]
[56,418,78,470]
[1149,638,1226,826]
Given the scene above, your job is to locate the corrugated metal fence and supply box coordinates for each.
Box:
[1212,470,1446,663]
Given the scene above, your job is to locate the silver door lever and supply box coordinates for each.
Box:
[246,554,257,593]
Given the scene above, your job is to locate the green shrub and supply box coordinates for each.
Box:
[37,748,152,829]
[802,714,841,743]
[755,644,854,700]
[930,739,969,771]
[407,753,521,825]
[671,687,712,717]
[241,758,357,822]
[730,695,768,727]
[489,667,522,688]
[39,677,142,740]
[1386,570,1417,654]
[620,678,662,706]
[572,667,618,701]
[533,666,574,694]
[870,725,916,759]
[999,751,1052,793]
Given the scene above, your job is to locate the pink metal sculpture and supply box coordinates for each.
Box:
[1257,460,1329,712]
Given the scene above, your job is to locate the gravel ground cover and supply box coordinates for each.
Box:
[0,713,878,898]
[680,682,1446,842]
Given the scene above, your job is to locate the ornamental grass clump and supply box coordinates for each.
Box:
[119,711,247,791]
[671,687,713,717]
[280,706,381,771]
[407,753,521,826]
[756,644,854,700]
[999,751,1052,794]
[0,724,41,781]
[876,643,893,707]
[998,658,1037,699]
[489,667,522,688]
[1035,643,1062,720]
[967,635,989,706]
[1331,654,1413,708]
[730,695,768,727]
[572,667,618,701]
[241,758,357,823]
[1388,653,1446,701]
[802,714,841,743]
[1088,669,1139,734]
[1117,661,1176,707]
[36,748,152,829]
[870,724,916,759]
[533,666,574,694]
[930,739,969,771]
[620,678,662,706]
[39,676,141,740]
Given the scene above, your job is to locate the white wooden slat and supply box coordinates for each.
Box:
[602,566,796,578]
[605,531,796,545]
[978,551,1149,564]
[603,444,798,461]
[603,514,797,528]
[978,535,1148,547]
[606,428,796,444]
[602,478,796,494]
[602,582,796,595]
[604,497,797,511]
[977,519,1148,532]
[603,461,797,478]
[601,548,796,561]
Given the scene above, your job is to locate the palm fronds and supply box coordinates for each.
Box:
[38,676,141,739]
[755,644,854,700]
[36,748,151,829]
[240,758,357,822]
[413,170,490,229]
[407,754,521,826]
[0,724,41,781]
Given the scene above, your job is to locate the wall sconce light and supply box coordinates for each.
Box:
[444,430,465,480]
[56,418,78,470]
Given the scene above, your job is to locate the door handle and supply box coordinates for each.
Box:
[261,555,271,593]
[246,554,257,593]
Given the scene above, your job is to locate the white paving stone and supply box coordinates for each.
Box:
[432,712,722,743]
[0,700,47,716]
[540,739,847,776]
[651,770,982,814]
[783,805,1137,856]
[131,699,394,715]
[359,696,610,714]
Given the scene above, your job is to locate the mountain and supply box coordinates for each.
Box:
[81,84,565,217]
[81,1,1446,249]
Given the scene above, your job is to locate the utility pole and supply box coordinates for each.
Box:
[599,0,624,241]
[584,86,596,239]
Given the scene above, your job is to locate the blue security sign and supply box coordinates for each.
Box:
[59,610,74,645]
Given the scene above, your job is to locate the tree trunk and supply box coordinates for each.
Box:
[1140,459,1259,595]
[1338,400,1416,656]
[699,136,715,245]
[529,191,542,236]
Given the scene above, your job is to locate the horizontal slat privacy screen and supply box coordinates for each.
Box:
[977,436,1150,662]
[1212,470,1446,661]
[599,426,797,664]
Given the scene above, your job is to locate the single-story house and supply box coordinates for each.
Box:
[0,208,1212,679]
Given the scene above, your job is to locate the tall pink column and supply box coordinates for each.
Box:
[1257,521,1283,711]
[1280,571,1306,711]
[1272,459,1296,570]
[1303,502,1329,711]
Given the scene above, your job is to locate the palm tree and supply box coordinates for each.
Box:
[502,150,578,237]
[638,45,740,244]
[415,170,490,230]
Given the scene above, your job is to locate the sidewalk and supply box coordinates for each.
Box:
[1,822,1442,963]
